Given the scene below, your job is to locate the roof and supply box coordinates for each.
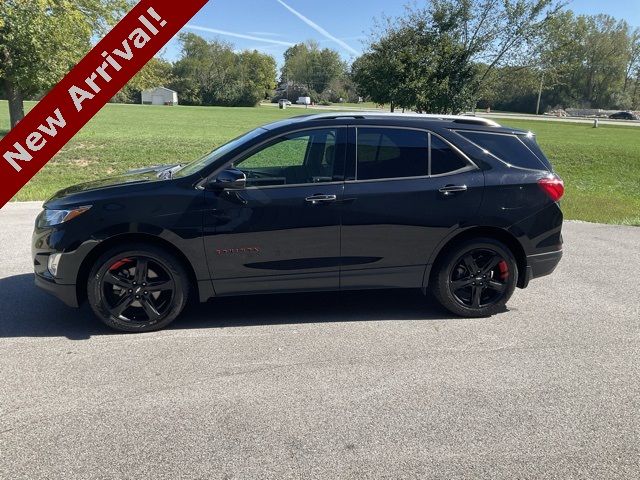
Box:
[141,86,177,94]
[261,112,536,136]
[306,112,502,126]
[259,112,531,133]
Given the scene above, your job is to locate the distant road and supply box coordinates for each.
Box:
[261,102,640,127]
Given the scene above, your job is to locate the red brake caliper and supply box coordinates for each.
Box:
[109,258,133,271]
[498,260,509,281]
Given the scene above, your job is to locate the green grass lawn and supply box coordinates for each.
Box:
[1,101,638,225]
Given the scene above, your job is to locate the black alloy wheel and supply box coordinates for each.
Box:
[431,238,518,317]
[102,256,175,323]
[449,249,509,309]
[88,245,189,332]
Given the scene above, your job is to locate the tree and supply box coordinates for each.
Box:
[170,33,276,107]
[540,12,634,109]
[623,29,640,96]
[127,58,173,94]
[236,50,277,106]
[171,34,230,106]
[352,43,403,111]
[325,74,359,103]
[0,0,130,128]
[281,41,345,98]
[353,0,564,113]
[353,5,477,113]
[476,65,541,112]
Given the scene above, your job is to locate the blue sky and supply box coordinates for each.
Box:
[162,0,640,65]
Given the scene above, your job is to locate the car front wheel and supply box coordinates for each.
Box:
[431,238,518,317]
[88,244,189,332]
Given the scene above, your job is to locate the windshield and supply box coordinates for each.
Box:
[175,127,266,178]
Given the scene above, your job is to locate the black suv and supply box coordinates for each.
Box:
[33,113,564,332]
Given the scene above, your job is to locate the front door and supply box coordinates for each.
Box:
[340,127,484,289]
[203,127,346,295]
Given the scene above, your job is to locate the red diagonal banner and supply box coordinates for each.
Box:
[0,0,208,208]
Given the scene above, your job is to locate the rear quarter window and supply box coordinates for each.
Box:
[456,131,551,171]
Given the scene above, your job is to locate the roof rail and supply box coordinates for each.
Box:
[306,112,501,127]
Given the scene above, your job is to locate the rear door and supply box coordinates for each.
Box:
[203,127,347,295]
[340,126,484,290]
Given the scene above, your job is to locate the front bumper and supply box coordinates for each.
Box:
[522,249,563,288]
[34,273,79,307]
[32,225,99,309]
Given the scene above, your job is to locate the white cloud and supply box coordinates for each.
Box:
[248,31,285,37]
[184,24,295,46]
[318,35,366,46]
[275,0,360,56]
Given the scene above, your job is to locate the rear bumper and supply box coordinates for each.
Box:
[34,274,79,308]
[522,249,563,288]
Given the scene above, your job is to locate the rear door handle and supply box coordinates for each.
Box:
[439,184,468,196]
[305,194,337,205]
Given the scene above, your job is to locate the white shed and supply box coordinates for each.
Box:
[141,87,178,106]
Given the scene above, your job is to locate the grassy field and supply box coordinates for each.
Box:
[1,101,638,225]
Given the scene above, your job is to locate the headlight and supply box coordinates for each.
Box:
[37,206,92,228]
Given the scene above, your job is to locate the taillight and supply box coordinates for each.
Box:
[538,176,564,202]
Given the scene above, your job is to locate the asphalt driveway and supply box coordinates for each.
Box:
[0,202,638,479]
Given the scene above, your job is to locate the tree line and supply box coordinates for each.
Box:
[116,36,355,107]
[116,33,277,107]
[2,0,640,129]
[352,0,640,114]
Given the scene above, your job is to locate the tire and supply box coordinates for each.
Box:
[431,237,518,318]
[88,244,189,332]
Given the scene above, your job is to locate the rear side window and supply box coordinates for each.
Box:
[456,131,551,171]
[430,136,469,175]
[356,128,429,180]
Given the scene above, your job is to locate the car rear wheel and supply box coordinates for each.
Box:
[88,244,189,332]
[431,238,518,317]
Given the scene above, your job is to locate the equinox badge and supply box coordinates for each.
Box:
[216,247,260,255]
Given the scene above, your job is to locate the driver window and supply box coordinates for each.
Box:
[235,129,337,187]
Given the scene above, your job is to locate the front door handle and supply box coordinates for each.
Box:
[305,194,337,205]
[439,184,468,196]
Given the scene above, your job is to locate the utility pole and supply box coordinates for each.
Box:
[536,71,545,115]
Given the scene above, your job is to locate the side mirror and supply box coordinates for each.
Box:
[211,167,246,190]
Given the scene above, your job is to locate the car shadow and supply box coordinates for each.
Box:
[0,273,460,340]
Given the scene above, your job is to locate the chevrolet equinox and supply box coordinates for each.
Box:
[33,113,564,332]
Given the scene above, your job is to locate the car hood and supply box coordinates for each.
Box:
[47,165,180,202]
